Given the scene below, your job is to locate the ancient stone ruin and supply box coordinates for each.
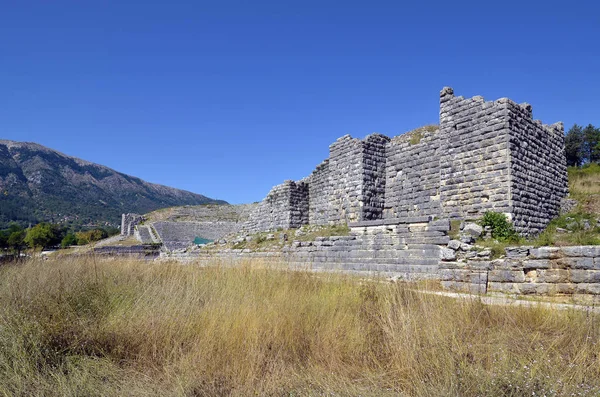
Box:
[117,87,600,301]
[121,213,144,236]
[246,87,568,236]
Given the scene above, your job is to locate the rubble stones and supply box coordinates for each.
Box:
[440,247,457,261]
[463,223,483,238]
[448,240,461,250]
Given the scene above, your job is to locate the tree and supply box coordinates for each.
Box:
[565,124,584,166]
[24,223,56,250]
[583,124,600,164]
[61,233,77,248]
[75,228,108,245]
[7,230,26,257]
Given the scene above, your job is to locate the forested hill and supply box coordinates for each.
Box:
[0,140,226,228]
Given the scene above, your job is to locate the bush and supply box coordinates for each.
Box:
[61,233,78,248]
[480,212,519,242]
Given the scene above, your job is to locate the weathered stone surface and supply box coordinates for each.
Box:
[562,246,600,258]
[554,257,595,269]
[463,223,483,238]
[505,246,531,258]
[246,87,567,236]
[529,247,562,259]
[122,213,144,236]
[570,270,600,283]
[576,284,600,295]
[489,270,525,283]
[537,269,569,283]
[440,247,457,261]
[448,239,461,250]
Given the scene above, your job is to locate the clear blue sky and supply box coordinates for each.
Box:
[2,1,599,204]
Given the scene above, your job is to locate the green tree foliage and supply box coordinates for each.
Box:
[61,233,78,248]
[565,123,600,166]
[7,229,26,256]
[565,124,584,166]
[75,229,108,245]
[24,223,61,250]
[583,124,600,164]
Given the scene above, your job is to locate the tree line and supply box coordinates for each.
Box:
[565,124,600,166]
[1,223,119,257]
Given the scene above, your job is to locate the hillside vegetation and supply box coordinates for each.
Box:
[1,257,599,396]
[0,140,225,229]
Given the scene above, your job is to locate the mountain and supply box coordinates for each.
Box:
[0,140,226,228]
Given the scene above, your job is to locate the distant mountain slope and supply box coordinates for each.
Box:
[0,140,226,228]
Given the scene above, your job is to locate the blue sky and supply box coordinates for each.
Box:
[2,1,599,204]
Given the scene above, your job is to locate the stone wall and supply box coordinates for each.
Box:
[245,86,568,236]
[245,180,309,232]
[438,88,512,220]
[327,135,367,223]
[362,134,390,220]
[440,246,600,300]
[308,160,332,225]
[121,213,144,236]
[152,221,243,251]
[507,102,568,235]
[190,217,449,280]
[384,128,441,218]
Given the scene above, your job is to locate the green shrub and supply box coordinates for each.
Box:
[480,212,519,242]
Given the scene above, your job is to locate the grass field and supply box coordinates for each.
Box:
[1,257,599,396]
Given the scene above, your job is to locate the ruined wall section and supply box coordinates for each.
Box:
[327,135,365,223]
[361,134,390,220]
[289,181,309,228]
[384,129,441,219]
[438,87,512,220]
[507,102,568,235]
[245,180,309,232]
[121,213,144,236]
[308,160,332,225]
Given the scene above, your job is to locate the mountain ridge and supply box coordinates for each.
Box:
[0,140,226,228]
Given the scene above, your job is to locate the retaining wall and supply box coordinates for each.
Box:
[440,246,600,300]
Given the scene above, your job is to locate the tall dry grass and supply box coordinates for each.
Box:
[1,257,599,396]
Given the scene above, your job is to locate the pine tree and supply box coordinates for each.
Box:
[565,124,584,166]
[583,124,600,164]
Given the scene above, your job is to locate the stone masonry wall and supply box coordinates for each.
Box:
[384,128,441,218]
[440,246,600,301]
[121,213,144,236]
[245,180,309,232]
[362,134,390,220]
[438,88,512,220]
[507,102,569,235]
[308,160,332,225]
[327,135,366,223]
[246,87,567,236]
[191,217,449,280]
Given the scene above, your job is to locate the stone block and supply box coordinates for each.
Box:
[562,246,600,257]
[553,257,595,270]
[440,247,457,261]
[522,259,550,269]
[570,270,600,283]
[537,269,569,283]
[488,270,525,283]
[505,246,532,258]
[576,283,600,295]
[488,282,520,294]
[463,223,483,237]
[448,239,461,250]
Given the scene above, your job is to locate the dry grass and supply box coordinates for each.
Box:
[1,257,599,396]
[569,164,600,215]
